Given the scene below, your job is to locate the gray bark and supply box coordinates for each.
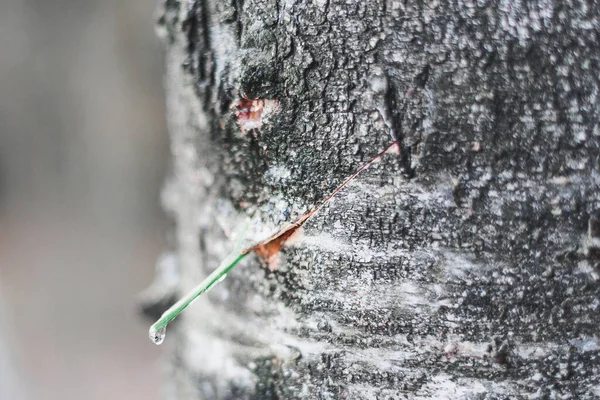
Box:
[145,0,600,398]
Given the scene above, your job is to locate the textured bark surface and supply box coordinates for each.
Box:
[148,0,600,398]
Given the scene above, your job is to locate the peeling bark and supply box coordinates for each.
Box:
[147,0,600,399]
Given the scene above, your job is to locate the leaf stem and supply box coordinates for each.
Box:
[150,219,251,337]
[150,251,248,334]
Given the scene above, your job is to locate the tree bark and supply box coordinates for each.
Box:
[146,0,600,398]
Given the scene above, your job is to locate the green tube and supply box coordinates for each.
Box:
[149,219,252,345]
[149,251,248,345]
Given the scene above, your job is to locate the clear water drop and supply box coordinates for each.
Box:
[149,325,167,345]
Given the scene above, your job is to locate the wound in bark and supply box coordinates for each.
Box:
[233,97,279,133]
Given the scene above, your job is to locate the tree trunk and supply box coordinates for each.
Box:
[146,0,600,398]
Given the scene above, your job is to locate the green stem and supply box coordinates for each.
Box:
[150,219,252,339]
[150,251,248,333]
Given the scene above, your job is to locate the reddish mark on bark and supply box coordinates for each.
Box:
[233,96,278,133]
[242,213,310,264]
[235,97,264,122]
[243,140,399,265]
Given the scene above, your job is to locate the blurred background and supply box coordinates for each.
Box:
[0,1,168,399]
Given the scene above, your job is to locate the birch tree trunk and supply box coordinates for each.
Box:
[145,0,600,398]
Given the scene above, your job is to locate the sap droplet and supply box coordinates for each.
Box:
[149,325,166,345]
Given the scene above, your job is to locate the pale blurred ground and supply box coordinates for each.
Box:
[0,1,168,400]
